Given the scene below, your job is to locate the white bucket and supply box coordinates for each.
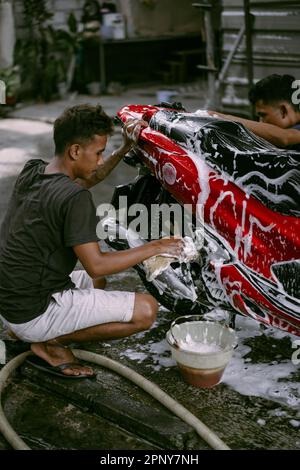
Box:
[0,1,15,68]
[166,315,237,388]
[86,82,101,96]
[156,89,178,103]
[102,13,126,40]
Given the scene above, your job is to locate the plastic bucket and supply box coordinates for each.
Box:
[156,89,178,103]
[166,315,237,388]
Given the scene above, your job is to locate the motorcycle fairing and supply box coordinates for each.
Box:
[117,104,300,336]
[150,109,300,217]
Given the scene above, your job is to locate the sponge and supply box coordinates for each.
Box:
[143,236,199,282]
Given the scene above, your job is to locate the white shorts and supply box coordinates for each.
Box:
[2,271,135,343]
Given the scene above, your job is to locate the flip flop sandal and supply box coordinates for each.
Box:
[26,355,95,379]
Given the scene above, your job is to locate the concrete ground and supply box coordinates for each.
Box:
[0,86,300,450]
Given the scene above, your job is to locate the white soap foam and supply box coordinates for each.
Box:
[120,338,176,371]
[257,419,266,426]
[178,333,222,354]
[221,315,300,409]
[120,349,148,363]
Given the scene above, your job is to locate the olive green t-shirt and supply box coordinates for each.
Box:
[0,159,99,323]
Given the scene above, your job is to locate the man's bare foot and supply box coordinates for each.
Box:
[30,340,94,377]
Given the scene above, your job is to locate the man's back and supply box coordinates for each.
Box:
[0,159,98,323]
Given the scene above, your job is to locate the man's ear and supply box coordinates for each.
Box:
[279,103,289,119]
[68,143,81,161]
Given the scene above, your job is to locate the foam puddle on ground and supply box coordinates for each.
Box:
[222,315,300,412]
[120,337,175,371]
[118,310,300,418]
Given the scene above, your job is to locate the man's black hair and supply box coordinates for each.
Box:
[249,74,298,111]
[54,104,114,155]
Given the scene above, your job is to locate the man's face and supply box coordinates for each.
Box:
[76,134,107,178]
[255,99,289,128]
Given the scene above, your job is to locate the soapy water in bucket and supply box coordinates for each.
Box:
[178,333,223,354]
[166,316,237,388]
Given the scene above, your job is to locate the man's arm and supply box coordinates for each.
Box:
[76,119,148,189]
[73,239,184,279]
[210,111,300,148]
[76,146,127,189]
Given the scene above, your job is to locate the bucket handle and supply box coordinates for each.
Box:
[168,315,205,349]
[168,315,237,349]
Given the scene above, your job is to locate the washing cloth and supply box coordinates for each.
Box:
[143,236,199,282]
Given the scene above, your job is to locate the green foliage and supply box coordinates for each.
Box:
[15,1,81,102]
[68,12,78,35]
[0,65,20,104]
[23,0,53,27]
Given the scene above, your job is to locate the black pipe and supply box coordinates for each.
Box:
[243,0,255,118]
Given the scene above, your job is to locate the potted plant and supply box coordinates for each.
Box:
[54,13,83,97]
[0,65,20,105]
[14,0,82,102]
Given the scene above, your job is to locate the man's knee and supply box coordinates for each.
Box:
[93,277,107,289]
[132,294,158,330]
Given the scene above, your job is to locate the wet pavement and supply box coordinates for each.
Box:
[0,87,300,450]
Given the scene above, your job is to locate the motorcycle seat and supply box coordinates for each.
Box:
[150,110,300,217]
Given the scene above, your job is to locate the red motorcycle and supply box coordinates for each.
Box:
[105,103,300,336]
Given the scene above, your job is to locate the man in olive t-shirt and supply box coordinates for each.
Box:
[0,104,184,377]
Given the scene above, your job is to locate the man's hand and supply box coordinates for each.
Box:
[207,110,300,148]
[207,110,226,119]
[148,237,185,258]
[120,118,148,155]
[75,118,148,189]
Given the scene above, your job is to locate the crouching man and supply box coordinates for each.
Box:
[0,104,184,378]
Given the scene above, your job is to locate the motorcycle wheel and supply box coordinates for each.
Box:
[134,264,210,316]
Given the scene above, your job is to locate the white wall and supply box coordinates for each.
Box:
[13,0,87,37]
[13,0,202,39]
[119,0,202,38]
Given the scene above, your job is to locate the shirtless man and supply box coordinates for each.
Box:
[211,74,300,150]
